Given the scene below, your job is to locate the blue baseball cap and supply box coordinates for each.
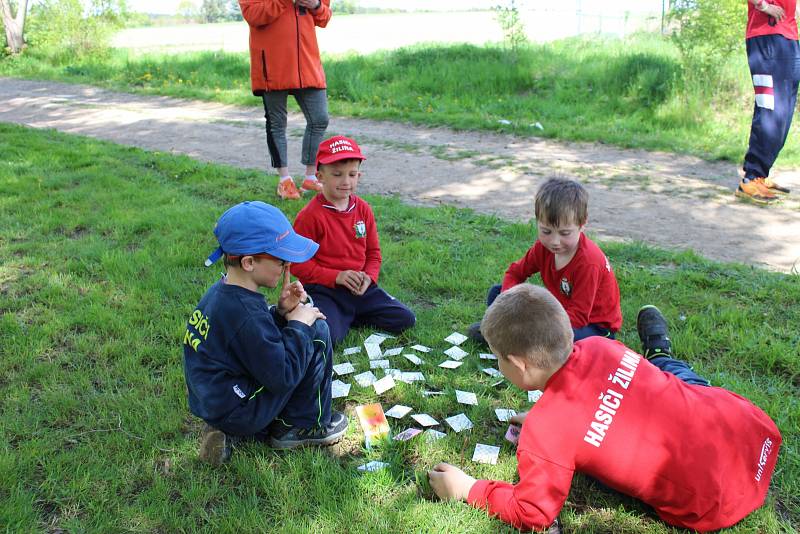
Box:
[204,201,318,267]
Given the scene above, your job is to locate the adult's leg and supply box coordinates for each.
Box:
[293,88,329,170]
[262,90,290,170]
[352,284,416,335]
[306,284,356,346]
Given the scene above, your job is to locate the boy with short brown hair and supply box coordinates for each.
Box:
[431,284,781,532]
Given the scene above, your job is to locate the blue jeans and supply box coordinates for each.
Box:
[648,355,710,387]
[262,88,329,168]
[486,284,615,342]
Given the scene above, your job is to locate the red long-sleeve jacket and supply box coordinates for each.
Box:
[238,0,331,93]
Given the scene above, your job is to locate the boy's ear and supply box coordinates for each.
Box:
[506,353,528,374]
[239,255,256,272]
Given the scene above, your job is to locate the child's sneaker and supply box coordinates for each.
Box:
[270,411,348,449]
[763,177,790,194]
[198,423,233,465]
[277,178,301,200]
[300,178,323,193]
[636,305,672,359]
[467,321,487,345]
[735,178,778,205]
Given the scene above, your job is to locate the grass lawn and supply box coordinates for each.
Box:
[3,33,800,166]
[0,123,797,532]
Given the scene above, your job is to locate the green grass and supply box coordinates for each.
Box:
[3,32,799,166]
[0,123,798,532]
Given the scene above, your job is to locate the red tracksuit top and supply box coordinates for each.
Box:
[291,194,381,288]
[468,337,782,532]
[747,0,798,40]
[501,233,622,332]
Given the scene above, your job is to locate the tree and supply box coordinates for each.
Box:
[0,0,29,53]
[200,0,224,22]
[177,0,199,21]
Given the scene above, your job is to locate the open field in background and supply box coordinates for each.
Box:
[0,124,797,532]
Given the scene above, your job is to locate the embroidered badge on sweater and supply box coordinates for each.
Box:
[560,277,572,297]
[354,220,366,238]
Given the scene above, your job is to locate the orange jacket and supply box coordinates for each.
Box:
[238,0,331,94]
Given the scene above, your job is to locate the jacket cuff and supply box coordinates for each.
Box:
[466,479,491,507]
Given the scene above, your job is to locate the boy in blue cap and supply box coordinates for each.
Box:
[184,201,347,465]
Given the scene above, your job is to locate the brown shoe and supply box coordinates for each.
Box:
[735,178,778,205]
[763,177,790,194]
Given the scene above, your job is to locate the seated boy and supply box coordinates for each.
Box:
[183,201,347,465]
[291,135,416,345]
[430,284,781,532]
[468,178,621,344]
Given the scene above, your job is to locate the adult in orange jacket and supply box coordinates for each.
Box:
[239,0,332,200]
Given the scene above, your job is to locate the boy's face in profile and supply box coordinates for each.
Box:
[537,219,584,258]
[316,159,362,205]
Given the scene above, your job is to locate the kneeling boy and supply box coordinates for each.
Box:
[184,201,347,464]
[430,284,781,532]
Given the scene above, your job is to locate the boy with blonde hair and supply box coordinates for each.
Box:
[431,284,781,532]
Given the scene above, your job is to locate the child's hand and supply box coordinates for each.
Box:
[278,268,307,315]
[509,411,528,426]
[760,1,785,20]
[353,271,371,296]
[336,270,365,294]
[427,463,476,501]
[285,303,326,326]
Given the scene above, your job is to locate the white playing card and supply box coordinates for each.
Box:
[364,333,390,345]
[479,352,497,360]
[370,359,390,369]
[343,346,361,356]
[385,405,413,418]
[384,368,402,378]
[472,443,500,465]
[410,344,431,353]
[403,354,424,366]
[383,347,403,357]
[445,413,473,432]
[491,379,504,387]
[482,367,502,378]
[333,362,355,376]
[444,332,468,346]
[439,360,463,369]
[495,408,516,422]
[373,375,396,395]
[455,390,478,406]
[393,428,422,441]
[421,390,444,397]
[400,372,425,383]
[354,371,377,387]
[331,380,351,399]
[365,343,383,359]
[444,346,469,360]
[357,461,389,472]
[529,390,543,403]
[424,429,447,442]
[410,413,439,427]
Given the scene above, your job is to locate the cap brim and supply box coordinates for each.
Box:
[205,246,223,267]
[270,233,319,263]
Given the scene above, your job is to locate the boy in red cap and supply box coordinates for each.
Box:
[291,135,416,345]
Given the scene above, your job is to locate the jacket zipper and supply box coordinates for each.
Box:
[295,6,303,87]
[261,50,268,82]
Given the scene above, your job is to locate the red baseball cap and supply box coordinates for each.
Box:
[316,135,366,168]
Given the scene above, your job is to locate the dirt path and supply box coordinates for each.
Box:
[3,77,800,272]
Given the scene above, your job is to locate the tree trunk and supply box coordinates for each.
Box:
[0,0,29,54]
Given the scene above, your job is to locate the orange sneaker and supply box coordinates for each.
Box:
[277,178,301,200]
[763,177,790,194]
[735,178,778,205]
[300,178,323,193]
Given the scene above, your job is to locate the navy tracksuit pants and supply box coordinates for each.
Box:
[743,34,800,180]
[307,283,416,345]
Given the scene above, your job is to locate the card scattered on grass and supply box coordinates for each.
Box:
[365,343,383,360]
[343,347,361,356]
[373,375,396,395]
[445,413,473,432]
[472,444,501,465]
[444,332,468,346]
[400,371,425,383]
[422,390,444,397]
[331,380,351,399]
[482,367,502,378]
[354,371,377,387]
[479,352,497,360]
[370,359,390,369]
[393,428,422,441]
[444,346,469,360]
[410,344,431,353]
[455,390,478,406]
[495,408,516,422]
[356,403,390,446]
[403,354,424,366]
[505,424,521,445]
[385,405,413,419]
[357,461,390,472]
[424,429,446,442]
[365,333,391,345]
[529,390,543,403]
[383,347,403,357]
[439,360,463,369]
[333,362,355,376]
[411,413,439,427]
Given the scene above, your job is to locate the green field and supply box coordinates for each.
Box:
[0,123,797,532]
[3,32,799,166]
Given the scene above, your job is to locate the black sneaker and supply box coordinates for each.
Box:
[270,411,348,449]
[199,423,232,466]
[467,321,487,345]
[636,305,672,359]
